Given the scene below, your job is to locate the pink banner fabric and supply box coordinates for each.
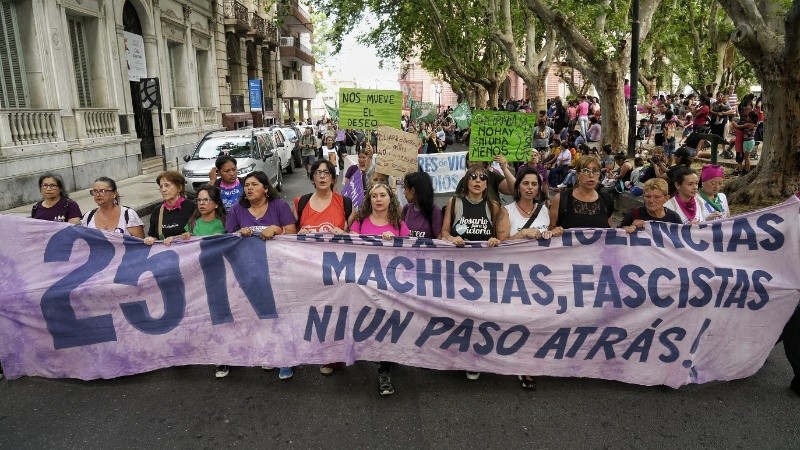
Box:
[1,198,799,387]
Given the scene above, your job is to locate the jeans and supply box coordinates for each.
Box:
[578,115,589,138]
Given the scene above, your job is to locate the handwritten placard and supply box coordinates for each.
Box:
[339,88,402,129]
[375,126,421,177]
[469,110,537,162]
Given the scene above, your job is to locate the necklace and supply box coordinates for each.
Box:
[249,202,268,219]
[516,202,533,215]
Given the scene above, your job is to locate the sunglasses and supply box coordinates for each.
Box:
[469,173,488,181]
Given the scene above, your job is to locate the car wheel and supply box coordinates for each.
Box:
[293,150,302,168]
[275,165,283,191]
[286,155,294,174]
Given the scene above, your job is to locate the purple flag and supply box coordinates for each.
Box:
[341,167,364,209]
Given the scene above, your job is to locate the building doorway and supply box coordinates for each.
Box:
[123,1,155,158]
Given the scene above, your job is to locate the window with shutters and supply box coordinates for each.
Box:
[0,0,29,109]
[196,49,210,107]
[168,41,186,106]
[68,17,93,108]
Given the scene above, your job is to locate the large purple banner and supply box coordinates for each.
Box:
[1,198,799,387]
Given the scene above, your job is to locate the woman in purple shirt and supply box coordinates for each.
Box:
[401,171,442,239]
[225,171,297,239]
[224,171,296,380]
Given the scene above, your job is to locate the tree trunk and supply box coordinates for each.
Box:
[531,72,548,113]
[594,73,627,150]
[486,82,500,108]
[724,69,800,203]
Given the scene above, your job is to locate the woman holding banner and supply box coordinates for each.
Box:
[619,178,682,233]
[348,182,410,395]
[441,165,510,381]
[225,171,296,380]
[402,171,443,239]
[144,171,196,244]
[295,160,351,235]
[31,173,82,224]
[548,156,614,230]
[663,167,705,224]
[697,165,729,221]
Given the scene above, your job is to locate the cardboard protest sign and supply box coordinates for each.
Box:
[469,110,537,162]
[375,126,421,177]
[339,88,402,129]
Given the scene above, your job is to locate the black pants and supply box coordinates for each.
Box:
[782,306,800,379]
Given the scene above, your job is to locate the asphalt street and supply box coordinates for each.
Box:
[2,154,799,449]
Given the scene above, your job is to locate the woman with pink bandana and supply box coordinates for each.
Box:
[697,165,729,221]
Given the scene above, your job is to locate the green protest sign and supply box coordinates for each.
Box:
[469,110,537,162]
[339,88,402,129]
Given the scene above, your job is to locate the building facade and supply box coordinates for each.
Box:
[0,0,316,210]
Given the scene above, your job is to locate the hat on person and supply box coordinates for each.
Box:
[701,164,725,182]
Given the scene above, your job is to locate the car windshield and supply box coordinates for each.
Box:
[194,137,254,159]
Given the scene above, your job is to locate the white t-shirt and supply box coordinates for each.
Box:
[505,202,550,235]
[321,145,340,175]
[697,192,729,220]
[663,196,705,224]
[81,206,144,235]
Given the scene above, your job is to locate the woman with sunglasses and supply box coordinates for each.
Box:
[549,156,614,230]
[441,165,510,381]
[81,177,145,238]
[31,173,82,224]
[296,160,351,235]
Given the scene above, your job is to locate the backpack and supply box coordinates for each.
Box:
[639,166,655,183]
[85,207,131,226]
[296,193,353,228]
[31,198,70,219]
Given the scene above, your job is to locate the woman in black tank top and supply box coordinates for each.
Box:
[549,155,613,230]
[441,166,510,247]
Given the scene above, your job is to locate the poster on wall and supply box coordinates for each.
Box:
[123,31,147,82]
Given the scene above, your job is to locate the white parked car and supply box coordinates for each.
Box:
[181,129,282,195]
[259,126,296,174]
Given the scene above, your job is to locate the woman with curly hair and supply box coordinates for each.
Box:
[347,181,410,396]
[349,182,410,240]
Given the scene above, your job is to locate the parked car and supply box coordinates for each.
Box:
[279,126,302,169]
[260,127,295,174]
[181,129,282,195]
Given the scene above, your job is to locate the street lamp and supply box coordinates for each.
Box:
[434,84,442,113]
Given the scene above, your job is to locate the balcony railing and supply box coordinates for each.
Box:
[76,108,118,139]
[264,23,278,46]
[280,38,315,66]
[2,109,61,145]
[200,107,218,126]
[223,0,249,33]
[231,95,245,113]
[172,107,195,129]
[249,13,267,43]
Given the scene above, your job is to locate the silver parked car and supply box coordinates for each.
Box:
[181,129,282,195]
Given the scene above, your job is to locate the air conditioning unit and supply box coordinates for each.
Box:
[279,36,294,46]
[291,61,300,71]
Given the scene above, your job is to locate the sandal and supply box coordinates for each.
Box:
[518,375,538,390]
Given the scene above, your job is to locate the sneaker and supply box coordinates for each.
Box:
[215,365,229,378]
[557,183,567,189]
[518,375,538,390]
[261,366,274,371]
[278,367,294,380]
[466,371,480,380]
[379,371,395,396]
[320,364,335,375]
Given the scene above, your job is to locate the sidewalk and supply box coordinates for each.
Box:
[0,174,164,219]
